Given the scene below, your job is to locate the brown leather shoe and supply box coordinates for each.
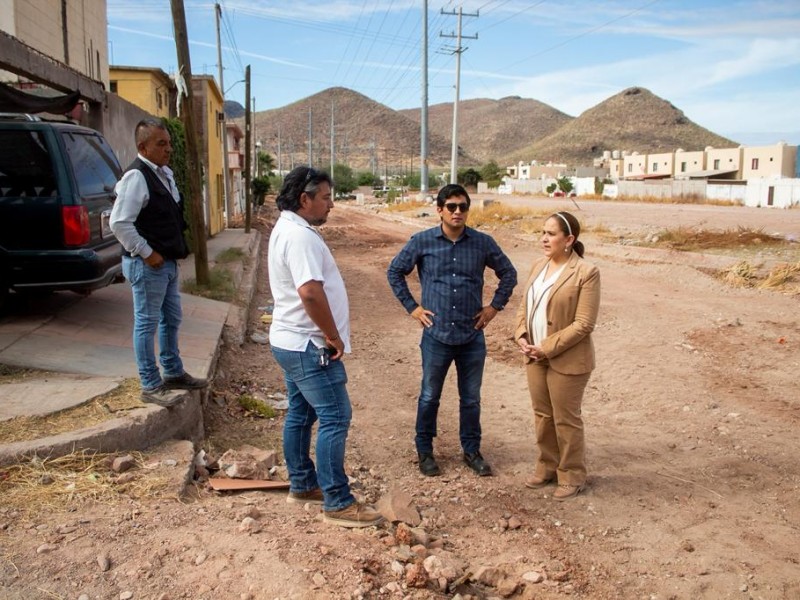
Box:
[524,474,555,489]
[323,502,384,528]
[553,484,583,501]
[286,488,324,505]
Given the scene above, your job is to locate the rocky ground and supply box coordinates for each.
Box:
[1,197,798,600]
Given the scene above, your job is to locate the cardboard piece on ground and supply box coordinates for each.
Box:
[209,478,290,491]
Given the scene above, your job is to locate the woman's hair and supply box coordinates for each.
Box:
[276,166,334,212]
[549,211,585,258]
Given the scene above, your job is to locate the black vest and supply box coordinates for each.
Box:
[126,158,189,260]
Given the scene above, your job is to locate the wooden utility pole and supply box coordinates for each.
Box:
[170,0,209,284]
[215,3,233,224]
[244,65,252,233]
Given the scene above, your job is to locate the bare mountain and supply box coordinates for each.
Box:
[250,87,466,172]
[400,96,572,164]
[502,87,737,166]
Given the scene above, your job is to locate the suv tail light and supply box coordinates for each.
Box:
[62,205,90,246]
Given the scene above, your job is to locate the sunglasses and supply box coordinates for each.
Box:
[444,202,470,213]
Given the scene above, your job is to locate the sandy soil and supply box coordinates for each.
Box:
[1,199,798,600]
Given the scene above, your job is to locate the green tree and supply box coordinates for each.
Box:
[251,176,270,206]
[162,118,193,248]
[333,163,356,194]
[457,167,482,188]
[257,151,275,177]
[357,171,379,186]
[556,176,574,195]
[480,160,504,188]
[546,183,557,194]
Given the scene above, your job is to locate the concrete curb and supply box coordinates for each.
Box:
[0,392,203,467]
[224,230,262,347]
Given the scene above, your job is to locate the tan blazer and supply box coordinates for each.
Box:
[513,252,600,375]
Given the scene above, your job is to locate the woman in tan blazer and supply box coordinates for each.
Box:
[513,211,600,500]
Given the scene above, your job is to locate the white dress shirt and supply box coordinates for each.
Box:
[268,210,352,353]
[527,261,566,345]
[110,155,181,258]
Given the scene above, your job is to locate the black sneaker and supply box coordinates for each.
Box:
[463,451,492,476]
[163,372,208,390]
[418,453,441,477]
[141,386,187,408]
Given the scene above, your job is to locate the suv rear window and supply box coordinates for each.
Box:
[61,131,121,197]
[0,130,56,197]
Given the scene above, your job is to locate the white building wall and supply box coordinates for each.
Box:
[745,179,800,208]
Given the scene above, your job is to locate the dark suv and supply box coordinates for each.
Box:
[0,115,124,310]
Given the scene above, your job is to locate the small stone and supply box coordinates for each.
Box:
[312,572,326,587]
[238,517,261,534]
[522,571,544,583]
[395,522,413,545]
[78,595,89,600]
[115,472,136,484]
[410,544,427,558]
[97,553,111,572]
[39,474,55,485]
[390,560,405,576]
[111,455,136,473]
[36,543,58,554]
[740,584,748,592]
[237,506,261,521]
[507,516,521,530]
[162,459,178,467]
[376,489,422,526]
[195,553,207,566]
[250,332,269,345]
[681,540,695,552]
[405,563,428,588]
[120,592,134,600]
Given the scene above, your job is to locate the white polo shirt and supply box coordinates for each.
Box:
[268,210,351,353]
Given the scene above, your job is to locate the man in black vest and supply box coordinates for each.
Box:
[110,119,207,407]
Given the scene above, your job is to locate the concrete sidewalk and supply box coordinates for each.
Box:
[0,228,261,464]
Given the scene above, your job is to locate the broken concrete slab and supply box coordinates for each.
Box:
[0,375,121,421]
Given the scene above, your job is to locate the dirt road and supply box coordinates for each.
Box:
[1,199,798,599]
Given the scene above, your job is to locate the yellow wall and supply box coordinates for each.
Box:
[196,78,225,236]
[647,152,674,176]
[110,69,172,118]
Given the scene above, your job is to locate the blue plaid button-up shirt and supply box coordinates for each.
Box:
[387,225,517,345]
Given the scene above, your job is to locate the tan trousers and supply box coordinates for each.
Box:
[526,360,591,486]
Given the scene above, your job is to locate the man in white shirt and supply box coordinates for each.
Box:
[110,119,207,408]
[269,166,382,528]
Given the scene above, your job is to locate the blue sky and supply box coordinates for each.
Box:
[107,0,800,146]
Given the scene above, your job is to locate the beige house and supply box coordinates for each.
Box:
[109,66,176,119]
[226,123,245,215]
[741,142,797,180]
[705,146,742,176]
[674,149,705,176]
[648,152,674,177]
[0,0,108,88]
[623,152,647,177]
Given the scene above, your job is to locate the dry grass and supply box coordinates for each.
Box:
[715,260,800,293]
[612,194,738,206]
[0,450,174,517]
[758,262,800,290]
[384,199,430,212]
[470,204,551,229]
[0,378,142,445]
[646,226,787,251]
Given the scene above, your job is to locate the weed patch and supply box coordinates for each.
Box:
[215,247,246,264]
[237,394,277,418]
[182,267,236,302]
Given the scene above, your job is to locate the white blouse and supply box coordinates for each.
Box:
[527,261,566,345]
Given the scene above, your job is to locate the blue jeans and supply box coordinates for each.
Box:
[415,331,486,455]
[271,343,355,512]
[122,256,184,390]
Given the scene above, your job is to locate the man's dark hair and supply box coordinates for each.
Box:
[276,166,334,212]
[436,183,471,208]
[135,118,167,146]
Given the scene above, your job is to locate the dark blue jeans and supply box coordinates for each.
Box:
[271,342,355,512]
[415,331,486,455]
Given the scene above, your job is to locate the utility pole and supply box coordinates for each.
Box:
[170,0,209,284]
[244,66,252,233]
[252,96,256,178]
[307,107,313,167]
[420,0,429,195]
[441,6,478,184]
[330,100,335,179]
[277,122,282,176]
[215,3,232,224]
